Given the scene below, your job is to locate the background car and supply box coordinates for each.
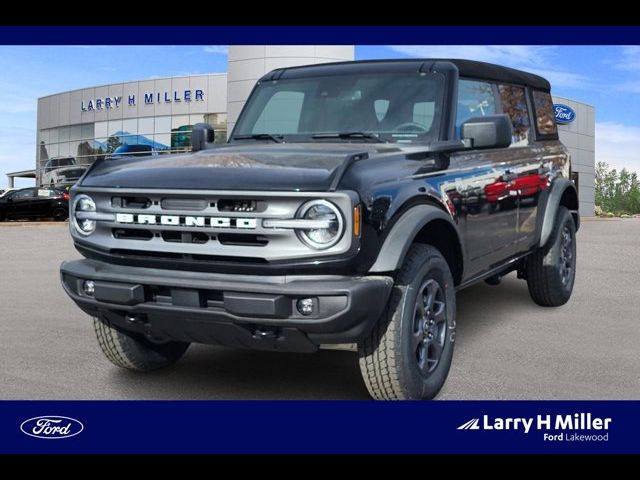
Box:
[0,188,18,198]
[41,157,87,188]
[0,187,69,221]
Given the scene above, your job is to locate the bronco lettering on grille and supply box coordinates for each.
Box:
[115,213,257,229]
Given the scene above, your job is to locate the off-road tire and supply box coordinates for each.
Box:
[526,206,577,307]
[93,318,189,371]
[358,244,456,400]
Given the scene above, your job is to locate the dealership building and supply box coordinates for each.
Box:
[24,45,594,216]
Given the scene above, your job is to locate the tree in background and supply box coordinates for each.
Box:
[106,135,122,154]
[595,161,640,215]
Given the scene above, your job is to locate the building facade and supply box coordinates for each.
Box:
[34,46,595,216]
[553,96,595,217]
[36,74,228,185]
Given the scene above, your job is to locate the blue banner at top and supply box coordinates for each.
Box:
[0,26,639,45]
[1,400,638,453]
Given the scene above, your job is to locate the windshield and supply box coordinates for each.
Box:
[233,71,445,144]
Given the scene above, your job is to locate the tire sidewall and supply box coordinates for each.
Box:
[397,252,456,399]
[546,207,577,298]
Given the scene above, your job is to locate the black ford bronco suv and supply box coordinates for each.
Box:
[61,59,579,400]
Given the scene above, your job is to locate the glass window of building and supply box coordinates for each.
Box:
[138,117,154,135]
[70,125,82,141]
[154,116,171,135]
[58,126,70,142]
[122,119,138,135]
[107,120,123,137]
[155,133,171,150]
[82,123,94,140]
[95,121,108,139]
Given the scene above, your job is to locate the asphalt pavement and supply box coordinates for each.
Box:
[0,218,638,399]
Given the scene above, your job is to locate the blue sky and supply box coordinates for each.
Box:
[1,45,639,188]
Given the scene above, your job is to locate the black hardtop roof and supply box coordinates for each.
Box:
[263,58,551,92]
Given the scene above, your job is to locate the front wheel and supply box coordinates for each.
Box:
[358,244,456,400]
[526,206,577,306]
[93,318,189,371]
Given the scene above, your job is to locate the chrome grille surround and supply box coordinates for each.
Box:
[70,188,358,262]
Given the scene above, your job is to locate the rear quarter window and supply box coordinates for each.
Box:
[532,90,558,136]
[498,84,531,147]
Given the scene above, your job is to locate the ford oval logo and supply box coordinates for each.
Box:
[554,104,576,124]
[20,416,84,439]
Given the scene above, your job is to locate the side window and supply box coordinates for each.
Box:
[252,91,304,134]
[532,90,558,136]
[498,85,531,146]
[12,189,35,199]
[456,79,496,137]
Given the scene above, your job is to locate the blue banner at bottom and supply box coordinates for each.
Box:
[1,401,636,453]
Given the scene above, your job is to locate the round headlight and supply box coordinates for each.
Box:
[296,200,344,249]
[73,194,96,236]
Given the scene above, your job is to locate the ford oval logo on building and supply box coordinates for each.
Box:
[554,104,576,124]
[20,416,84,439]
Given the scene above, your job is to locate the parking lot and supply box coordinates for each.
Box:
[0,218,638,400]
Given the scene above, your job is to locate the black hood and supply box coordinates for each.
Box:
[80,143,399,191]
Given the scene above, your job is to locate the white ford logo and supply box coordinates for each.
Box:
[115,213,257,229]
[20,416,84,439]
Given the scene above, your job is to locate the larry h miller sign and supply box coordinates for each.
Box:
[81,89,205,112]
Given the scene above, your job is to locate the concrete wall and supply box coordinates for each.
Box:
[553,96,595,217]
[226,45,354,135]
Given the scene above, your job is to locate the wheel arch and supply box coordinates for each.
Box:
[369,203,464,285]
[539,177,580,248]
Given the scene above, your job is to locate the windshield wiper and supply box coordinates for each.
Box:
[232,133,284,143]
[311,132,388,143]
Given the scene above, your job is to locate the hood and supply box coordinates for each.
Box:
[80,143,394,191]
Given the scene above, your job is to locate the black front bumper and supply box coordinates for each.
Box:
[61,259,393,353]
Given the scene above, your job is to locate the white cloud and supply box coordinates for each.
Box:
[595,122,640,173]
[385,45,589,89]
[615,81,640,93]
[612,46,640,71]
[203,45,228,55]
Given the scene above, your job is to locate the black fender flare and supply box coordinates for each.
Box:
[539,177,580,248]
[369,204,462,273]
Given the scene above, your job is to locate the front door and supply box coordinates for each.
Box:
[445,79,520,278]
[6,188,37,218]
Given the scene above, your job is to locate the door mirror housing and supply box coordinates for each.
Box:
[461,114,513,149]
[191,123,216,152]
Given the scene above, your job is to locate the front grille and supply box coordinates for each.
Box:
[72,188,356,263]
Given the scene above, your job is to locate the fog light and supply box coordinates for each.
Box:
[297,298,315,316]
[83,280,95,296]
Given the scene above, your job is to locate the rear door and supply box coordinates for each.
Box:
[31,188,60,217]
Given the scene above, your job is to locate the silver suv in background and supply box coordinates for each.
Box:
[41,157,87,188]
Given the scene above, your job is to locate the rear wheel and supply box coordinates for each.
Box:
[526,206,577,306]
[358,244,456,400]
[52,207,68,221]
[93,318,189,371]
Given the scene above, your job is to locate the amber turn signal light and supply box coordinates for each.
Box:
[353,205,362,237]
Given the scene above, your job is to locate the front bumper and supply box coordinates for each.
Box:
[60,259,393,353]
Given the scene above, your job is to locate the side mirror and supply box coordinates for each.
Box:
[191,123,215,152]
[461,114,512,149]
